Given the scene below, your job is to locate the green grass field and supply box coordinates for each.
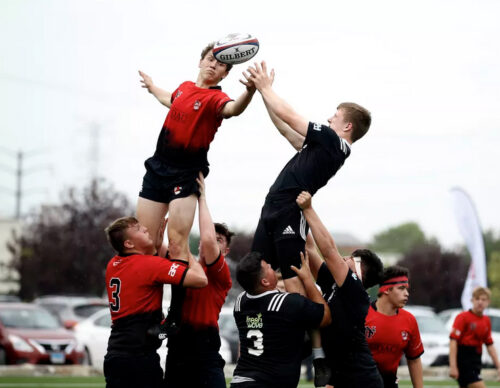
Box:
[0,377,499,388]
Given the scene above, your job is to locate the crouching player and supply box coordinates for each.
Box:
[449,286,500,388]
[365,266,424,388]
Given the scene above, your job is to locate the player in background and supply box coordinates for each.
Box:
[449,286,500,388]
[163,173,233,388]
[297,191,384,388]
[103,217,207,388]
[230,251,331,388]
[137,42,256,262]
[365,266,424,388]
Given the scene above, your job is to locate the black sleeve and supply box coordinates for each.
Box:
[285,293,324,329]
[337,269,370,324]
[316,262,334,295]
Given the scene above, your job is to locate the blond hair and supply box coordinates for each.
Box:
[472,286,491,300]
[105,216,138,254]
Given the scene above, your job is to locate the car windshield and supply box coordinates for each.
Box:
[415,314,447,334]
[74,304,108,318]
[0,307,61,329]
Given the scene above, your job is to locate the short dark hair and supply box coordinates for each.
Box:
[236,251,264,294]
[214,222,235,246]
[105,217,138,255]
[337,102,371,143]
[378,265,409,296]
[200,42,233,72]
[352,248,383,289]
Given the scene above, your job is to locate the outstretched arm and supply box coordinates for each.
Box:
[196,173,220,265]
[296,191,349,287]
[220,78,256,118]
[291,252,331,328]
[138,70,172,108]
[247,61,309,137]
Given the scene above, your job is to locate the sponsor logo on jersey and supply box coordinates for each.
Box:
[193,100,202,110]
[246,313,263,329]
[173,186,182,195]
[282,225,295,235]
[168,263,180,277]
[313,122,322,131]
[401,330,409,341]
[365,325,376,339]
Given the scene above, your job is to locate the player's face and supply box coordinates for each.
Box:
[261,260,278,289]
[199,52,229,85]
[387,285,409,309]
[471,294,490,315]
[216,233,230,256]
[125,223,153,253]
[327,108,351,135]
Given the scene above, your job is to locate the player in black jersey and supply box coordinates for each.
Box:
[297,191,384,388]
[231,251,331,388]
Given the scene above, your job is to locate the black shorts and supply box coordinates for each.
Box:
[104,351,163,388]
[251,195,308,279]
[380,372,398,388]
[457,345,482,386]
[164,352,225,388]
[139,160,208,204]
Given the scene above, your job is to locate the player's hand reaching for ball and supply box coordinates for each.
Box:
[296,191,312,210]
[246,61,274,91]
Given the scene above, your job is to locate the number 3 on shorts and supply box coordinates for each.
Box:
[247,329,264,356]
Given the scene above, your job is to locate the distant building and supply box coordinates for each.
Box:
[0,218,21,294]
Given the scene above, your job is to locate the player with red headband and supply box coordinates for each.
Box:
[449,286,500,388]
[365,266,424,388]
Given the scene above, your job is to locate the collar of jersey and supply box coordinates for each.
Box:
[246,290,281,299]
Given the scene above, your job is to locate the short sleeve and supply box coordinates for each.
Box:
[405,314,425,359]
[147,256,188,286]
[450,313,466,341]
[206,253,232,291]
[305,122,350,159]
[285,293,324,329]
[212,91,233,116]
[484,316,494,346]
[171,83,183,104]
[316,262,335,295]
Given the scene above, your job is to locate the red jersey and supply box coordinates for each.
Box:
[105,253,187,322]
[365,304,424,375]
[180,253,231,329]
[450,310,493,353]
[152,81,232,169]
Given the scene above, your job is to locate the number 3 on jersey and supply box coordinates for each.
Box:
[109,277,121,312]
[247,329,264,356]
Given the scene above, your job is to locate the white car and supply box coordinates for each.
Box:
[404,306,450,366]
[73,308,232,371]
[439,307,500,366]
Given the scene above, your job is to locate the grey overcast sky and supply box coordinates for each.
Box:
[1,0,499,248]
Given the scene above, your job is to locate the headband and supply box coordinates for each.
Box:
[379,276,409,293]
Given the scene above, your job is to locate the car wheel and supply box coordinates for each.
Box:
[82,348,92,366]
[0,348,6,365]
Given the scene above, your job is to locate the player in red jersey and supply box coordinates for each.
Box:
[163,173,233,388]
[103,217,207,388]
[365,266,424,388]
[449,286,500,388]
[137,43,256,265]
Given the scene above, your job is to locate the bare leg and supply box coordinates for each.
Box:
[468,381,486,388]
[167,194,198,261]
[136,197,169,254]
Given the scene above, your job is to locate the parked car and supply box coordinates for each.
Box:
[0,302,85,365]
[439,307,500,366]
[33,295,109,329]
[404,306,449,366]
[74,307,232,371]
[219,306,238,363]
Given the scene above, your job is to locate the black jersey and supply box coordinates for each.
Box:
[232,290,324,388]
[316,264,382,388]
[268,122,350,198]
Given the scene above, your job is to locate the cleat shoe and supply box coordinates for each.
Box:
[313,358,331,387]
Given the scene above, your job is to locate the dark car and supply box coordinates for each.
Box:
[0,302,85,365]
[33,295,109,329]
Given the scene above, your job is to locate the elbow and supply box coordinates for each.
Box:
[194,274,208,288]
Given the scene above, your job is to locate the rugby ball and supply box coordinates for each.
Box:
[213,33,259,65]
